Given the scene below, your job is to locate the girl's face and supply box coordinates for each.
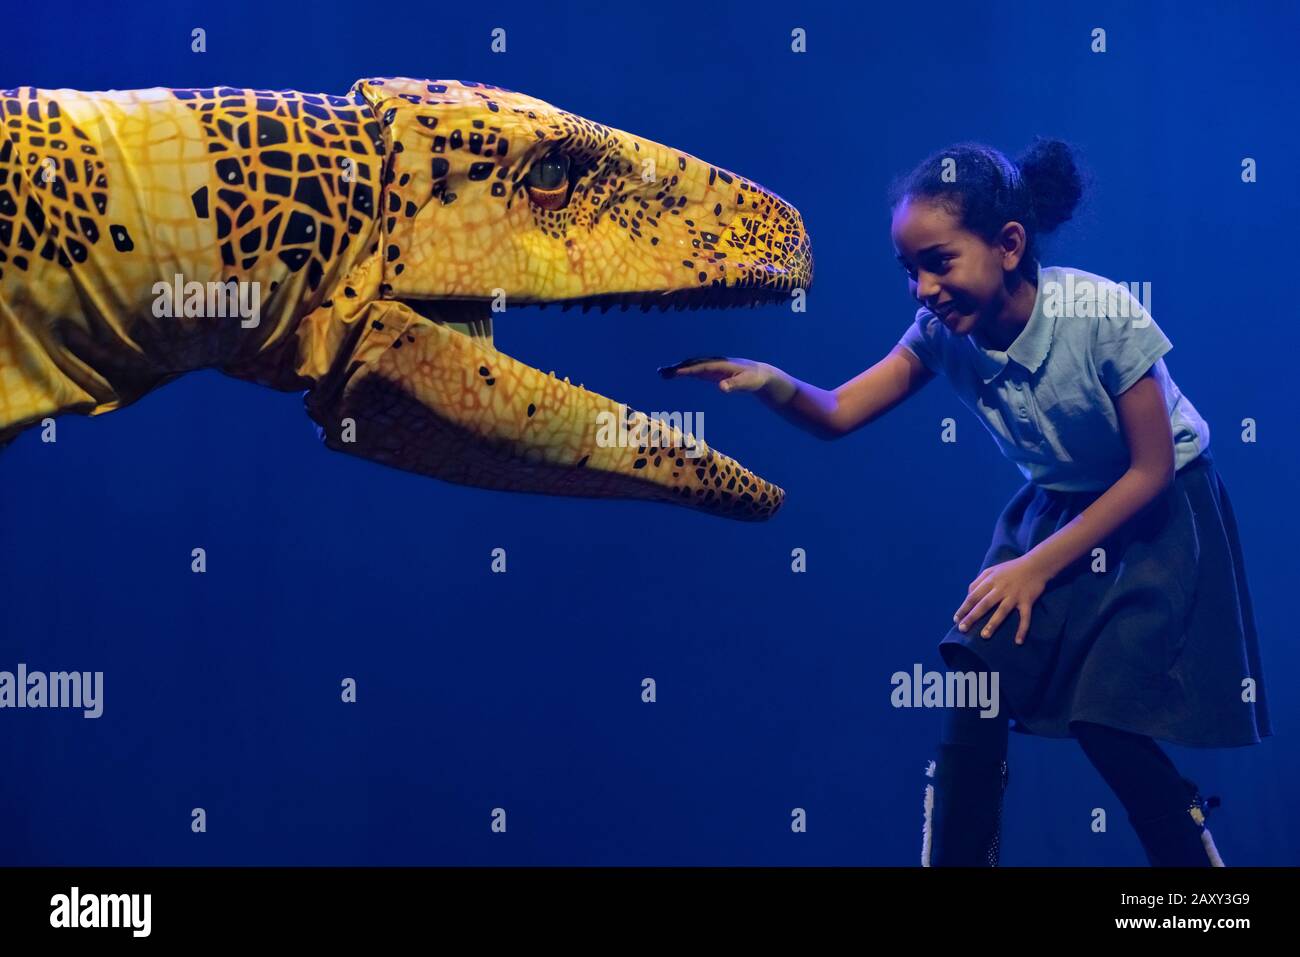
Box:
[890,196,1026,338]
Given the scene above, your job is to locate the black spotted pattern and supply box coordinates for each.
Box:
[173,87,386,289]
[0,88,133,280]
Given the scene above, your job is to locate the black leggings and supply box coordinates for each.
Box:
[939,647,1191,824]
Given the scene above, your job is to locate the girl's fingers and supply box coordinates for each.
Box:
[658,356,735,379]
[979,597,1014,639]
[958,588,999,634]
[954,579,993,624]
[1014,605,1031,645]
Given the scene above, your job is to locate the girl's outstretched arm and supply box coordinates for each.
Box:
[660,345,934,440]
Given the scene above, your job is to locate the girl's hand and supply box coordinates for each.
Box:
[953,555,1050,646]
[658,356,776,394]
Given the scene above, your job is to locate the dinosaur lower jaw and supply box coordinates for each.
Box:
[383,296,784,521]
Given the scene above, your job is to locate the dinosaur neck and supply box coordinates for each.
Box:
[0,84,385,439]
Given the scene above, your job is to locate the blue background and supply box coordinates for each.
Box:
[0,0,1295,865]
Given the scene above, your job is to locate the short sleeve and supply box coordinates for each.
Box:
[1091,286,1173,395]
[897,307,943,375]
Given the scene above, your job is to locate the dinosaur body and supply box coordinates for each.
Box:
[0,78,812,519]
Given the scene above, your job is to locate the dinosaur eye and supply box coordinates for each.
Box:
[525,151,571,210]
[527,152,569,189]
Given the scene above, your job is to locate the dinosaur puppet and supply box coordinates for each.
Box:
[0,78,812,519]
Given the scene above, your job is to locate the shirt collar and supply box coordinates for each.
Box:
[967,263,1054,384]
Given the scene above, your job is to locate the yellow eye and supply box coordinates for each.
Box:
[525,151,571,210]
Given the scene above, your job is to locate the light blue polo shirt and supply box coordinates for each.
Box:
[897,264,1209,492]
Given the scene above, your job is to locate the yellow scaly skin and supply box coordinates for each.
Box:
[0,77,812,520]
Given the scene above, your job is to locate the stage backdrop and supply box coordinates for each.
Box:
[1,0,1295,865]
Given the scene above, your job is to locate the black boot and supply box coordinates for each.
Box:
[921,742,1010,866]
[1128,777,1224,867]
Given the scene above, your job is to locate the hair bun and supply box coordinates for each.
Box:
[1015,137,1082,233]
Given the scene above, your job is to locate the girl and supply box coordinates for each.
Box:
[660,139,1272,866]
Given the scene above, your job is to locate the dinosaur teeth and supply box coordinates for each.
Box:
[522,287,790,313]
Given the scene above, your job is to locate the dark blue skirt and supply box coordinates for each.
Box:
[940,448,1272,748]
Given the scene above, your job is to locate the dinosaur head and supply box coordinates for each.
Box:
[356,77,811,309]
[328,78,812,520]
